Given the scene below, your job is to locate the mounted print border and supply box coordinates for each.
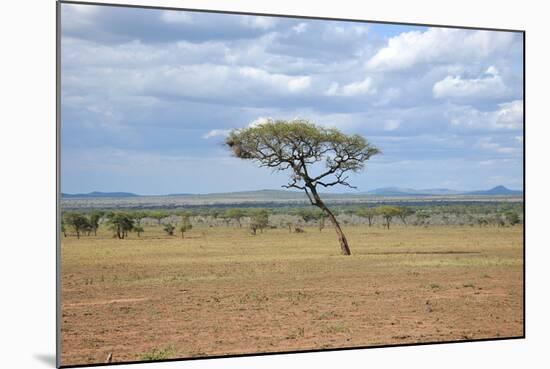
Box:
[56,1,525,367]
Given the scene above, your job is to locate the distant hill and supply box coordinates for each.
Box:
[61,191,139,198]
[61,186,522,200]
[464,185,523,196]
[365,187,462,196]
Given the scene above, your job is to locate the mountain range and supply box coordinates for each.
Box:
[61,186,523,199]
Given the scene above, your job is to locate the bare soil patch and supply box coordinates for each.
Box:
[60,225,523,365]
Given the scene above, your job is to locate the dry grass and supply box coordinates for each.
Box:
[60,225,523,365]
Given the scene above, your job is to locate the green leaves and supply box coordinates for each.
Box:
[375,206,402,217]
[225,119,379,191]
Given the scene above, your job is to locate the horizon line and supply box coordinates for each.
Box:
[60,184,524,197]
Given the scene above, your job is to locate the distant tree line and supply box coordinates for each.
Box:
[61,203,522,240]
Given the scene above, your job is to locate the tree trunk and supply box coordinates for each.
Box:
[308,187,351,255]
[324,207,351,255]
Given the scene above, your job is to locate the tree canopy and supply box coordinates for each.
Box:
[226,119,379,255]
[226,119,379,197]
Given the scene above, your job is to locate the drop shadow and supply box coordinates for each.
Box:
[33,353,56,367]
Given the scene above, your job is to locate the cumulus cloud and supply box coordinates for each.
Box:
[293,23,308,34]
[60,3,524,193]
[240,16,278,30]
[203,129,231,139]
[477,137,520,154]
[447,100,523,131]
[160,11,193,24]
[248,116,273,127]
[326,77,376,96]
[384,119,401,131]
[366,28,517,71]
[494,100,523,129]
[238,67,311,93]
[433,66,507,99]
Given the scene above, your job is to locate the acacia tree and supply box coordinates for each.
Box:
[504,211,520,226]
[226,119,379,255]
[106,212,134,239]
[355,207,376,227]
[249,209,269,235]
[63,212,90,239]
[179,215,193,238]
[61,220,67,237]
[376,206,401,230]
[132,211,148,226]
[134,225,144,237]
[415,211,431,226]
[224,209,245,228]
[89,210,105,236]
[396,207,414,225]
[163,223,175,236]
[296,208,325,232]
[149,210,166,226]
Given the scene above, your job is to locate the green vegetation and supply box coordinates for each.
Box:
[88,210,105,236]
[163,223,175,236]
[140,346,176,361]
[355,207,376,227]
[134,225,144,237]
[179,215,192,238]
[59,200,523,241]
[249,209,269,235]
[376,206,402,229]
[63,212,91,239]
[222,209,245,228]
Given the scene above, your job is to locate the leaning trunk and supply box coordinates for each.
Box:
[324,208,351,255]
[309,187,351,255]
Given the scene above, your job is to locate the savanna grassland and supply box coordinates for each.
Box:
[60,224,523,366]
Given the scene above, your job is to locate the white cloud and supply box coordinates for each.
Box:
[433,66,507,99]
[293,23,308,34]
[248,116,273,127]
[477,137,519,154]
[384,119,401,131]
[494,100,523,129]
[202,129,231,139]
[479,158,515,166]
[326,77,375,96]
[366,28,515,71]
[240,16,278,30]
[160,11,193,24]
[238,67,311,92]
[448,100,523,131]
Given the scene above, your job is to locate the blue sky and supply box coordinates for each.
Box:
[60,4,524,195]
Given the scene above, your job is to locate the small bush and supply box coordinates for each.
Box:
[140,345,175,361]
